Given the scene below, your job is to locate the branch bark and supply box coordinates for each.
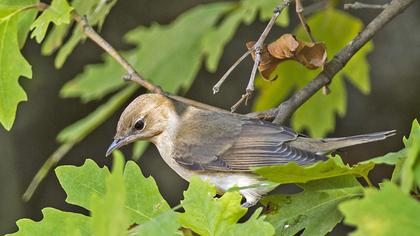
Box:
[249,0,414,124]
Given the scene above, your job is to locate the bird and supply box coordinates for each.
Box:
[106,93,395,207]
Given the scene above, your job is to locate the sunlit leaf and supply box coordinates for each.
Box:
[53,0,118,67]
[55,157,170,224]
[0,14,32,130]
[262,176,363,236]
[339,182,420,236]
[6,208,90,236]
[30,0,73,43]
[128,211,180,236]
[253,156,374,184]
[90,152,129,236]
[179,177,274,236]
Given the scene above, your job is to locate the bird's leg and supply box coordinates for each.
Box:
[240,189,262,208]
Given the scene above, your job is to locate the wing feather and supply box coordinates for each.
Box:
[173,111,326,171]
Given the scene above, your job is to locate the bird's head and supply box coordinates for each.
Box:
[106,93,174,156]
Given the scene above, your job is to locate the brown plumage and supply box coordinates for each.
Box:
[107,93,395,207]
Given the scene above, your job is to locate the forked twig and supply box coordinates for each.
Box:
[223,0,292,112]
[249,0,414,124]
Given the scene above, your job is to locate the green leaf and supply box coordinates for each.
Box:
[224,208,274,236]
[7,208,91,236]
[30,0,73,43]
[179,177,246,236]
[124,160,170,223]
[203,0,289,72]
[253,0,289,26]
[253,156,374,184]
[400,119,420,193]
[124,2,233,93]
[53,0,118,67]
[60,53,126,102]
[179,177,273,236]
[261,176,363,236]
[202,9,243,72]
[90,152,129,236]
[339,182,420,236]
[57,85,136,143]
[132,141,149,160]
[41,0,96,55]
[55,157,170,224]
[363,149,406,165]
[129,211,180,236]
[0,14,32,130]
[0,0,39,48]
[55,159,109,210]
[254,8,373,137]
[366,119,420,192]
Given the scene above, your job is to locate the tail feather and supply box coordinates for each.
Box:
[291,130,396,154]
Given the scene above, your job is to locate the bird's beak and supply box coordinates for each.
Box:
[106,138,124,157]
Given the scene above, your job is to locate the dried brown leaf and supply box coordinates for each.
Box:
[247,34,327,80]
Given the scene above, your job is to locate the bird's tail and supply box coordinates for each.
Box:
[293,130,396,154]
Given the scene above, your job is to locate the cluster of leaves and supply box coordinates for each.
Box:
[0,0,291,200]
[8,151,274,236]
[9,119,420,235]
[254,6,372,137]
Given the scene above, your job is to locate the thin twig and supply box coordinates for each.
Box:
[344,2,389,10]
[228,0,292,111]
[250,0,414,124]
[71,13,162,94]
[212,50,252,94]
[295,0,316,42]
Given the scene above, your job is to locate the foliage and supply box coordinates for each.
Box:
[254,7,373,137]
[253,156,374,184]
[261,176,363,236]
[2,0,420,235]
[179,177,274,236]
[339,182,420,236]
[8,153,273,236]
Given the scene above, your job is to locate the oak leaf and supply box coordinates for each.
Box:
[247,34,327,80]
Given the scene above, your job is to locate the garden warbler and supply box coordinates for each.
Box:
[106,93,395,207]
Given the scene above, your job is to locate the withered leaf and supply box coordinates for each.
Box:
[247,34,327,80]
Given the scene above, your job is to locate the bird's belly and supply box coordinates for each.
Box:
[197,172,262,192]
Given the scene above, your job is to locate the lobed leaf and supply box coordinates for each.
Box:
[55,156,170,225]
[6,208,91,236]
[262,176,363,236]
[0,14,32,130]
[253,156,374,184]
[90,152,129,236]
[128,211,180,236]
[179,177,274,236]
[339,182,420,236]
[30,0,73,43]
[60,53,127,102]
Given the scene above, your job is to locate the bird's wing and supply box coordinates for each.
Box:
[173,112,326,171]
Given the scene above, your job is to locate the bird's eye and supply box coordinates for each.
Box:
[134,118,145,131]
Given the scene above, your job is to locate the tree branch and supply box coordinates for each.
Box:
[213,0,292,112]
[344,2,389,10]
[249,0,414,124]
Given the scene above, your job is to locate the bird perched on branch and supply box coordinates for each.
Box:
[106,93,395,207]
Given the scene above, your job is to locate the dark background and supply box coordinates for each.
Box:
[1,0,419,235]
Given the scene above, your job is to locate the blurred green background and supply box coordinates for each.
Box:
[1,0,419,234]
